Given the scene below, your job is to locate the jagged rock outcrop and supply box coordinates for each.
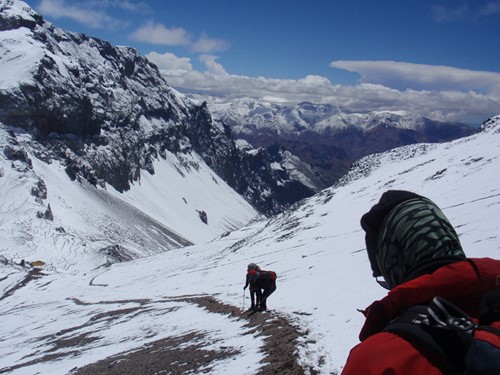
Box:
[0,0,317,214]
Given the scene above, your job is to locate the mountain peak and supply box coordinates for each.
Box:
[0,0,43,31]
[481,115,500,132]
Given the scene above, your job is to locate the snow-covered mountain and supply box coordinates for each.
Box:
[206,96,477,185]
[0,0,318,215]
[0,0,262,251]
[1,2,499,374]
[207,96,473,136]
[1,103,499,374]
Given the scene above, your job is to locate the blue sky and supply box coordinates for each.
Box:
[31,0,500,124]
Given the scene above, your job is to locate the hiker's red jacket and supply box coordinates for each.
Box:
[341,258,500,375]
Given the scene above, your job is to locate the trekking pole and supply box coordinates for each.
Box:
[242,289,246,310]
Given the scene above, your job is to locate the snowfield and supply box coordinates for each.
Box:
[1,1,498,373]
[1,116,499,374]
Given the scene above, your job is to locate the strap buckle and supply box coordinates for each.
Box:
[428,297,477,334]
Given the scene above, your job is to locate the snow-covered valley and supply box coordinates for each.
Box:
[0,2,499,374]
[1,116,499,374]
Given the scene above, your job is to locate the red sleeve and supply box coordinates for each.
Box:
[341,332,443,375]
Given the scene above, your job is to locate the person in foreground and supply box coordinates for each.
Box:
[341,190,500,375]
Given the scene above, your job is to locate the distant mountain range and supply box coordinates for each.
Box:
[204,97,477,186]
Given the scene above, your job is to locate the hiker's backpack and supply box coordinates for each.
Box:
[248,270,276,281]
[250,270,276,283]
[261,270,276,281]
[384,290,500,375]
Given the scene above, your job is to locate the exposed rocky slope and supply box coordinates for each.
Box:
[0,0,316,215]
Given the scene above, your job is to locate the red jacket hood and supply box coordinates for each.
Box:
[359,258,500,341]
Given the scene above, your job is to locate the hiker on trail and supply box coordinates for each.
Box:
[342,190,500,375]
[244,263,277,311]
[244,263,261,310]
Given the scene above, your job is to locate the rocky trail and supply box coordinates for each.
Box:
[0,267,312,374]
[71,296,310,375]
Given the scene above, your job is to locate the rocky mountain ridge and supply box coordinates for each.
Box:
[205,97,477,185]
[0,0,317,215]
[207,97,466,134]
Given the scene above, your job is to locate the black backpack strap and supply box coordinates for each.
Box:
[478,289,500,325]
[384,302,467,375]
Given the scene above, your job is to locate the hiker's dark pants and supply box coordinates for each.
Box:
[250,287,259,307]
[260,284,276,308]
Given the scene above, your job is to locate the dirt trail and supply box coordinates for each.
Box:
[1,269,316,374]
[72,296,313,375]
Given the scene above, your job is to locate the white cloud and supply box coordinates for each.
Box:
[192,33,230,53]
[37,0,122,29]
[431,5,469,22]
[431,2,500,22]
[330,60,500,95]
[102,0,150,13]
[479,2,500,16]
[199,55,228,76]
[330,85,499,123]
[131,24,229,53]
[38,0,228,52]
[130,21,191,46]
[145,52,192,77]
[147,54,500,124]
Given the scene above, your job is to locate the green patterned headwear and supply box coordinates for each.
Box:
[376,196,465,288]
